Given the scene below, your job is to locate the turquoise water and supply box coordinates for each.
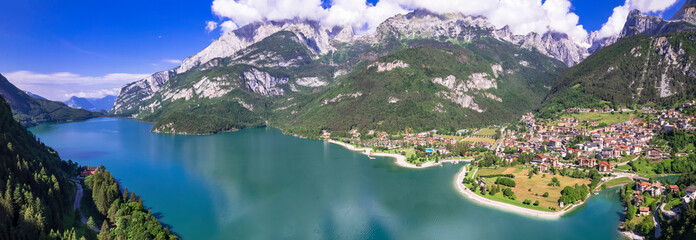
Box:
[31,118,625,239]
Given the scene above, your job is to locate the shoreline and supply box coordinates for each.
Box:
[327,140,471,169]
[453,165,589,220]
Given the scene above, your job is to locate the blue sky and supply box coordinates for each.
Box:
[0,0,686,100]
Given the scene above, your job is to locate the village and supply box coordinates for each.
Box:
[325,100,696,238]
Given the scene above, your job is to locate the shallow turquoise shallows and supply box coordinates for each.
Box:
[31,118,625,240]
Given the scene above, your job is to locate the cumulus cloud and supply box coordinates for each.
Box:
[3,71,149,101]
[205,21,219,32]
[64,89,121,99]
[220,20,240,33]
[596,0,679,39]
[208,0,591,43]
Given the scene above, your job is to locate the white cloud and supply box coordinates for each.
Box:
[162,59,183,64]
[64,88,121,99]
[205,21,219,32]
[220,20,239,33]
[596,0,679,38]
[207,0,592,43]
[3,71,149,101]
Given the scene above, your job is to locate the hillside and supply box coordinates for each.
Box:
[112,11,572,135]
[0,73,101,127]
[273,39,565,137]
[0,94,88,239]
[540,32,696,117]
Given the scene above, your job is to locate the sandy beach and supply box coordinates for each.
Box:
[453,165,588,220]
[328,140,470,169]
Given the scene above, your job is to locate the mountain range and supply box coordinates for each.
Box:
[64,95,117,113]
[541,2,696,116]
[0,73,101,127]
[99,1,696,135]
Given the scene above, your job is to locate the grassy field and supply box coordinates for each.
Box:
[622,158,674,178]
[477,166,591,210]
[373,147,416,158]
[664,198,683,211]
[476,128,499,136]
[470,181,554,212]
[603,177,634,188]
[463,136,496,144]
[562,112,634,124]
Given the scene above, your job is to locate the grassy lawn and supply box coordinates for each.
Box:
[664,198,683,210]
[616,164,632,171]
[463,136,496,144]
[562,112,634,125]
[373,148,416,158]
[470,182,554,212]
[603,177,634,188]
[483,192,554,212]
[478,166,591,210]
[465,166,478,179]
[628,215,650,227]
[476,128,499,136]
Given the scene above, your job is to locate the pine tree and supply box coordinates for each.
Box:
[87,216,96,230]
[98,220,112,240]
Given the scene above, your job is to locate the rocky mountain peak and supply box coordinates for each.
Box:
[671,0,696,22]
[590,1,696,53]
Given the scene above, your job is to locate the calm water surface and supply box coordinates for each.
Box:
[31,118,625,240]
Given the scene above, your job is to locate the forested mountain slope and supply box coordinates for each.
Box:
[113,11,571,135]
[0,73,100,127]
[540,32,696,116]
[273,38,565,137]
[0,94,85,239]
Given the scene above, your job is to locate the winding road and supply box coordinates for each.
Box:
[71,179,100,232]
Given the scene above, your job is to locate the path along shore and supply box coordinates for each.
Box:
[453,165,589,220]
[328,140,470,169]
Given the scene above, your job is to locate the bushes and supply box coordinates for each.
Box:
[548,177,561,187]
[495,177,517,187]
[558,184,589,205]
[502,187,516,200]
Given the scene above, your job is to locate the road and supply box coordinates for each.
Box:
[660,202,677,218]
[71,179,100,232]
[653,203,662,238]
[71,179,83,211]
[617,155,641,167]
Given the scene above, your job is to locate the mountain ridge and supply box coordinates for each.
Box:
[0,73,101,127]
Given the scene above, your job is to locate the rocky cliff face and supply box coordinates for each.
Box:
[111,9,586,134]
[112,70,173,115]
[590,2,696,53]
[671,0,696,22]
[113,20,351,115]
[362,10,588,66]
[113,10,592,117]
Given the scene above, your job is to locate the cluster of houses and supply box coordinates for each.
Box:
[325,104,693,172]
[500,106,696,173]
[631,181,696,216]
[329,128,462,155]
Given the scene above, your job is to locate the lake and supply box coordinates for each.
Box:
[31,118,626,239]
